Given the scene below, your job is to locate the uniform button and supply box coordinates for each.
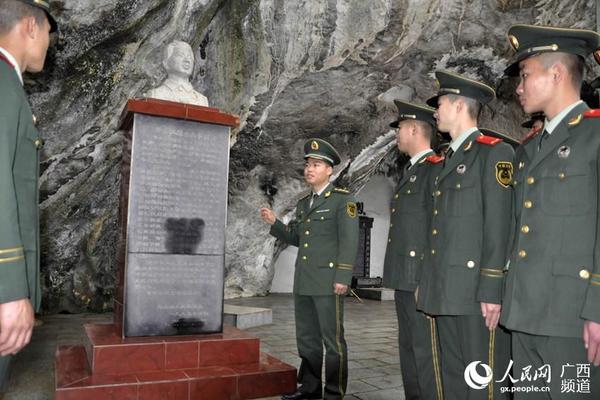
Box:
[320,216,324,220]
[467,260,475,268]
[435,190,441,197]
[432,229,438,236]
[391,208,396,213]
[433,209,438,215]
[524,200,533,209]
[406,189,411,194]
[558,172,566,180]
[394,194,399,199]
[303,243,308,248]
[306,219,311,223]
[518,250,527,258]
[302,256,307,260]
[329,262,334,268]
[389,223,393,227]
[527,176,535,185]
[580,269,590,279]
[32,114,37,125]
[455,183,461,189]
[521,225,530,234]
[409,250,416,257]
[305,230,310,235]
[388,238,391,243]
[431,249,436,255]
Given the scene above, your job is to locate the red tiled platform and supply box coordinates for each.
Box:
[55,324,296,400]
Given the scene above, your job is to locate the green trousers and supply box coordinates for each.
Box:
[395,290,443,400]
[0,355,10,393]
[294,294,347,400]
[512,331,600,399]
[437,315,511,400]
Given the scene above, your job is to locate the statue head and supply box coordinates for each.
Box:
[163,40,194,79]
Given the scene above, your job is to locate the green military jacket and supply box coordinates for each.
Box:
[270,183,360,296]
[382,151,442,291]
[417,131,514,316]
[0,59,41,310]
[501,102,600,337]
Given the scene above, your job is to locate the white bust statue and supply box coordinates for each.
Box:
[145,40,209,107]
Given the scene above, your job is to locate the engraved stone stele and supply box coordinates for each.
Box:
[144,40,209,106]
[54,99,297,399]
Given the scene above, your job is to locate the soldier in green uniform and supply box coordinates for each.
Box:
[417,71,514,400]
[501,24,600,398]
[260,138,359,400]
[383,100,444,400]
[0,0,56,395]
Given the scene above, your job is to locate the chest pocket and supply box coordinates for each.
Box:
[396,178,427,213]
[312,210,335,235]
[540,162,593,216]
[438,171,480,217]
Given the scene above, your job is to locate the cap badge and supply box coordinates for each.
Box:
[508,35,519,50]
[311,140,319,150]
[594,49,600,65]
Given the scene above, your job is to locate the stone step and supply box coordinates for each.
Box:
[353,287,395,301]
[223,304,273,329]
[55,345,296,400]
[83,323,259,375]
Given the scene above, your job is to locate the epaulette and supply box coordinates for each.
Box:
[476,135,502,146]
[584,109,600,118]
[299,191,311,201]
[425,155,444,164]
[333,187,350,194]
[521,126,541,144]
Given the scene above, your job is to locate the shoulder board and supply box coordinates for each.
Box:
[299,191,311,201]
[333,187,350,194]
[476,135,502,146]
[425,155,444,164]
[583,109,600,119]
[521,126,541,144]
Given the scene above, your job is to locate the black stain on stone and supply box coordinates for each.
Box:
[171,318,205,335]
[165,218,205,254]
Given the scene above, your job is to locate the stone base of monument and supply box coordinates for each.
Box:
[354,287,395,301]
[223,305,273,329]
[54,323,296,399]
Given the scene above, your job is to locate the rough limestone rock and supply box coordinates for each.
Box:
[27,0,599,311]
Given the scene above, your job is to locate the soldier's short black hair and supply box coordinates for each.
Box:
[445,94,482,121]
[0,0,46,35]
[537,52,585,93]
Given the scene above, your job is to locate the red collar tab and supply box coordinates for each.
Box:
[0,52,15,69]
[476,135,502,146]
[583,109,600,118]
[426,155,444,164]
[521,126,541,144]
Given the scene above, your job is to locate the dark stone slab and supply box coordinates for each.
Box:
[127,114,229,255]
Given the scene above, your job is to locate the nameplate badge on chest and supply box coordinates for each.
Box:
[456,164,466,174]
[557,146,570,159]
[315,209,330,213]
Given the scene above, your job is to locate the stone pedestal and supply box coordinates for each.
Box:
[54,99,296,399]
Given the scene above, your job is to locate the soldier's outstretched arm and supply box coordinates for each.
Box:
[265,209,300,247]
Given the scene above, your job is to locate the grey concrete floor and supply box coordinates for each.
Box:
[4,293,404,400]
